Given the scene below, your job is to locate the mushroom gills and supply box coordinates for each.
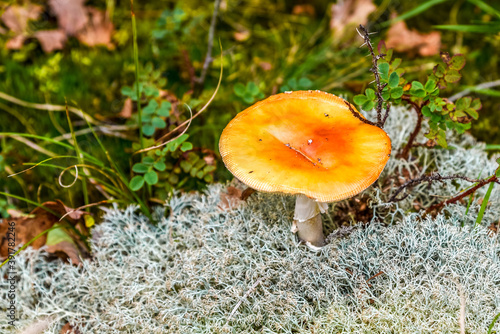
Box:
[293,194,328,247]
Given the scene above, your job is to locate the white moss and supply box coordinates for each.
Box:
[1,107,499,333]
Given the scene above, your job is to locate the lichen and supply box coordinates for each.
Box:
[1,106,499,333]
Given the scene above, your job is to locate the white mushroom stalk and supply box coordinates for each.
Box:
[292,194,329,248]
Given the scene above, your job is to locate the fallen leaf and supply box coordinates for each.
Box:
[48,0,89,36]
[45,224,81,265]
[34,30,67,53]
[118,98,133,118]
[219,186,243,210]
[5,34,26,50]
[259,61,272,71]
[0,200,88,261]
[60,323,81,334]
[386,20,441,56]
[1,3,42,34]
[76,7,114,48]
[330,0,376,39]
[233,30,250,42]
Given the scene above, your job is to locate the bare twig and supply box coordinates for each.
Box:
[389,173,482,203]
[226,277,264,325]
[357,25,387,127]
[196,0,221,86]
[398,97,423,160]
[344,101,377,126]
[426,175,498,214]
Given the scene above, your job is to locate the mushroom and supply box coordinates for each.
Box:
[219,90,391,248]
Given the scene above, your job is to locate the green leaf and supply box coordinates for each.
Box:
[247,82,260,96]
[465,108,479,120]
[388,72,399,88]
[437,129,448,148]
[390,86,403,99]
[143,157,155,165]
[378,63,390,81]
[144,171,159,185]
[243,93,254,104]
[46,224,75,246]
[234,83,246,96]
[353,94,368,105]
[298,77,313,88]
[471,98,482,110]
[287,78,297,89]
[142,124,156,136]
[449,54,466,70]
[180,160,192,173]
[385,49,393,62]
[381,90,390,100]
[143,100,159,115]
[180,142,193,152]
[424,79,436,92]
[412,89,426,98]
[132,163,149,173]
[456,97,471,110]
[411,81,424,90]
[433,64,446,78]
[391,58,402,69]
[154,161,166,171]
[421,106,432,117]
[157,101,171,116]
[445,69,462,83]
[361,100,375,111]
[365,88,376,100]
[152,117,167,129]
[129,175,145,191]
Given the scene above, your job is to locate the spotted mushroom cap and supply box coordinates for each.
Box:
[219,90,391,203]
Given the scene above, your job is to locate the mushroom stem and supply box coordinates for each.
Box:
[292,194,328,247]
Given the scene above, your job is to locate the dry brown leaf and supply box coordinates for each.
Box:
[48,0,89,36]
[386,20,441,56]
[219,186,243,210]
[0,200,87,260]
[76,7,114,48]
[60,323,81,334]
[330,0,376,38]
[118,98,133,118]
[5,34,26,49]
[46,240,81,265]
[34,30,67,53]
[1,4,42,34]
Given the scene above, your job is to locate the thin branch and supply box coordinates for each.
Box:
[196,0,221,86]
[398,96,423,159]
[389,173,483,203]
[357,25,386,127]
[426,175,498,214]
[344,101,377,126]
[381,102,391,126]
[449,79,500,102]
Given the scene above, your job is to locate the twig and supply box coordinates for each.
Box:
[381,102,391,126]
[449,79,500,102]
[357,25,386,127]
[344,101,377,126]
[196,0,221,86]
[398,97,423,159]
[389,173,482,203]
[426,175,498,214]
[226,277,264,325]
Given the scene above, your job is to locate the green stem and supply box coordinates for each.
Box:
[131,0,143,152]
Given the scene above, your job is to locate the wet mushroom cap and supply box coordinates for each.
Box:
[219,90,391,202]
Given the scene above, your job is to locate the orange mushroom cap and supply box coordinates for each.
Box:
[219,90,391,202]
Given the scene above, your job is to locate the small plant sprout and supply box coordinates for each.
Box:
[219,90,391,248]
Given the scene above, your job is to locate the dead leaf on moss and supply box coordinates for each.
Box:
[76,7,114,48]
[1,3,42,34]
[34,30,67,53]
[118,98,133,118]
[330,0,376,38]
[48,0,89,36]
[219,186,243,210]
[5,34,26,50]
[0,200,88,261]
[60,323,81,334]
[292,4,315,16]
[386,20,441,56]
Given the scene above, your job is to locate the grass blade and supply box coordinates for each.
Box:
[475,181,495,227]
[433,23,500,33]
[131,0,143,151]
[381,0,449,27]
[488,312,500,333]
